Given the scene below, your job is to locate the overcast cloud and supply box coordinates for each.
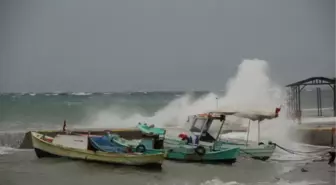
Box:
[0,0,334,92]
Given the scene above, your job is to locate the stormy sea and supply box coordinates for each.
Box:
[0,59,334,185]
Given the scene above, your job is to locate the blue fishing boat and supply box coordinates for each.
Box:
[88,129,165,155]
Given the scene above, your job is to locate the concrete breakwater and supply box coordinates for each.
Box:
[294,121,336,147]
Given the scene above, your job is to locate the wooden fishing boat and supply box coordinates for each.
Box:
[31,131,164,167]
[88,133,163,155]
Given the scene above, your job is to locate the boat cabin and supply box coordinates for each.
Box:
[187,113,228,143]
[141,132,165,150]
[186,108,281,144]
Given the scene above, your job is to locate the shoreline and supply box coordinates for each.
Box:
[275,159,335,185]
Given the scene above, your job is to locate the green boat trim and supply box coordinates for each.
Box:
[136,123,166,136]
[163,146,240,163]
[107,133,142,147]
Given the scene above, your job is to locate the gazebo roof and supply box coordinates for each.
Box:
[286,77,335,87]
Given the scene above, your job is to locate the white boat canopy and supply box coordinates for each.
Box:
[196,107,281,122]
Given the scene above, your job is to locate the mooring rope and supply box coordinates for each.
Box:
[274,143,331,155]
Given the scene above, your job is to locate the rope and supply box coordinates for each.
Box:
[236,142,326,159]
[274,143,331,155]
[271,142,333,163]
[233,141,332,162]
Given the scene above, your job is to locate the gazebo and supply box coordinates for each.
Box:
[286,77,336,123]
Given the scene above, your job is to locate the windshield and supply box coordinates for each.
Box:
[193,118,207,130]
[207,119,223,133]
[212,119,222,125]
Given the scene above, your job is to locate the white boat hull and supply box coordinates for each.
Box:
[238,145,275,160]
[31,132,164,167]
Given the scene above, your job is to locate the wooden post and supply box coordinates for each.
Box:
[63,120,67,132]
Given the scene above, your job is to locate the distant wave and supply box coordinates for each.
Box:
[0,146,17,155]
[71,92,92,96]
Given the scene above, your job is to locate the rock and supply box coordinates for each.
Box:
[301,168,308,172]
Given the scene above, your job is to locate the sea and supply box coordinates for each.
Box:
[0,59,334,185]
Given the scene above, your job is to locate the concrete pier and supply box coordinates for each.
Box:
[294,119,336,147]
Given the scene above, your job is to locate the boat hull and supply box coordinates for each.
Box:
[219,142,276,161]
[31,132,164,168]
[164,147,239,164]
[164,137,273,161]
[35,148,59,158]
[239,146,275,161]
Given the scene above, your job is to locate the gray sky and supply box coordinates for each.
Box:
[0,0,334,92]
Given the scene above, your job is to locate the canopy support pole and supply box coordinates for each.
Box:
[246,120,251,146]
[198,117,209,146]
[215,120,225,141]
[258,120,260,144]
[213,115,226,151]
[213,120,225,151]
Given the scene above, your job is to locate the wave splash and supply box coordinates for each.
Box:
[87,59,294,144]
[88,59,284,126]
[85,59,324,162]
